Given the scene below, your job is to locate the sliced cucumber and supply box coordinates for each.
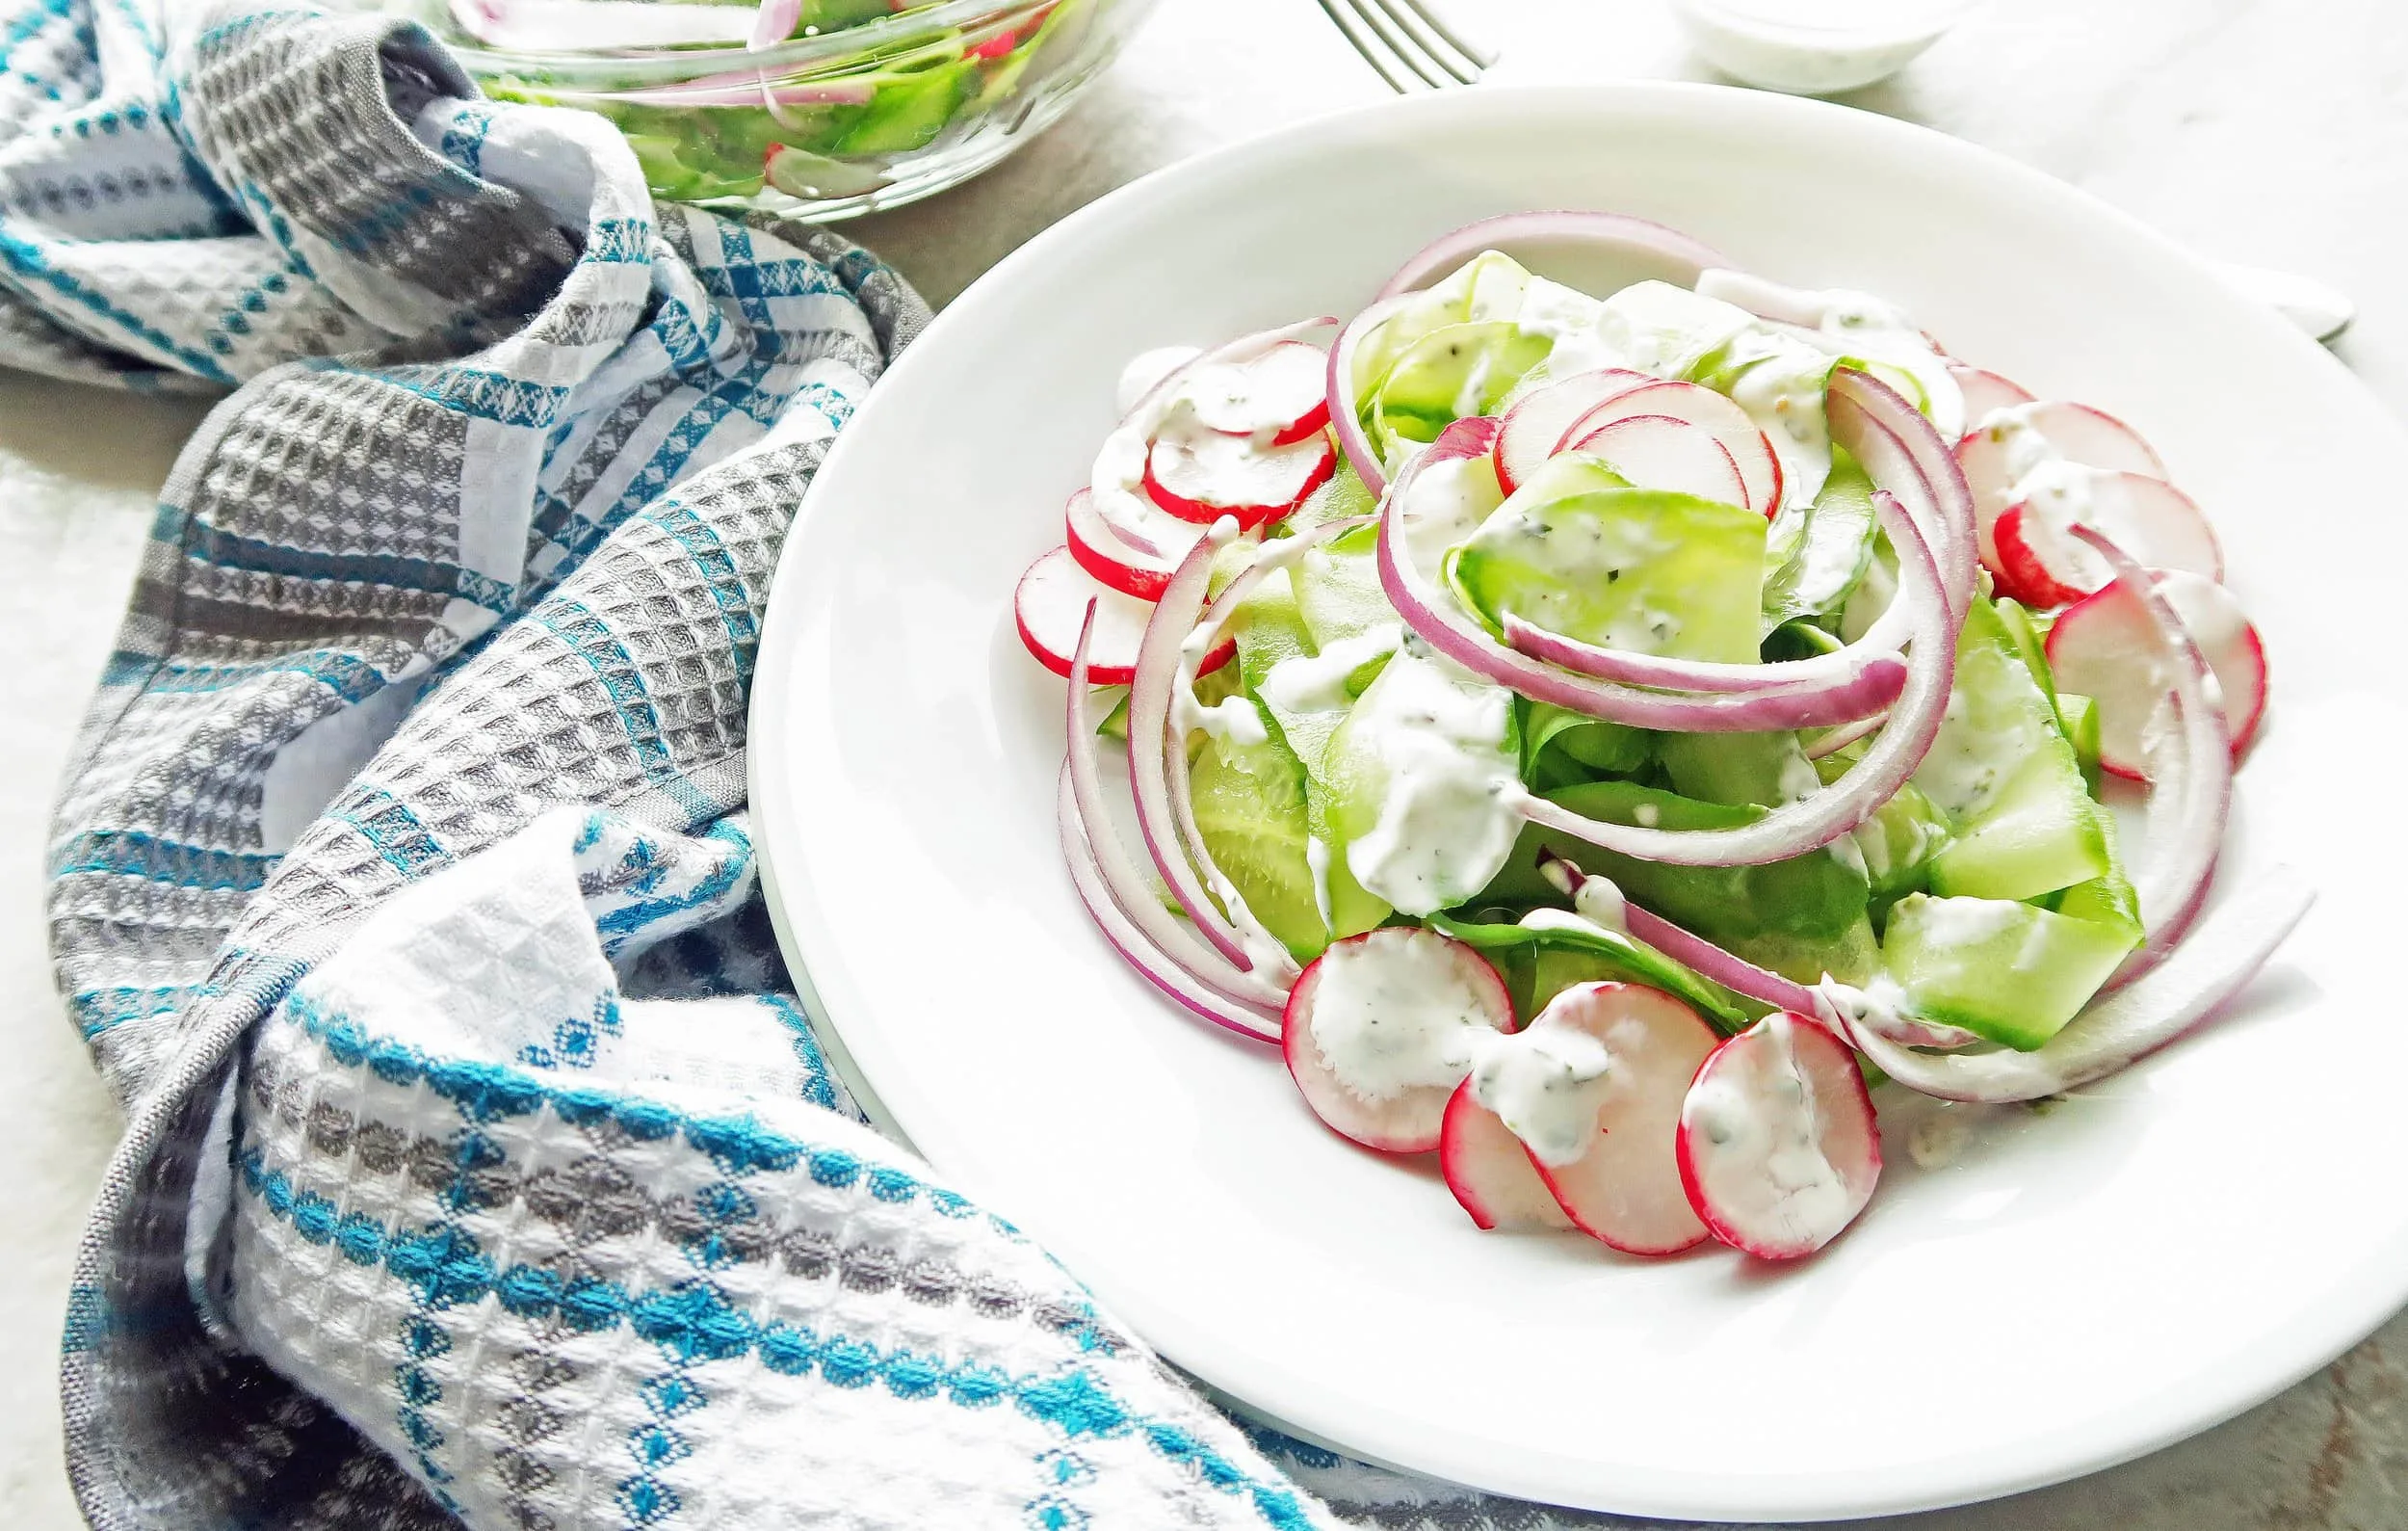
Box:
[1761,446,1879,632]
[1993,596,2057,706]
[1188,719,1327,964]
[1912,597,2108,903]
[1521,700,1652,788]
[1925,750,2110,903]
[1371,321,1553,461]
[1449,483,1767,665]
[1880,893,2138,1050]
[1230,568,1389,939]
[2056,691,2103,794]
[1656,728,1818,811]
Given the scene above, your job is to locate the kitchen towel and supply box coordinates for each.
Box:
[19,1,1643,1527]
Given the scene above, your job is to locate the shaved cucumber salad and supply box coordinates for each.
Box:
[1021,210,2313,1261]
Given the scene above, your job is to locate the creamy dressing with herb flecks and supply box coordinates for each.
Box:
[1470,1019,1615,1167]
[1341,647,1524,916]
[1305,931,1500,1100]
[1398,452,1505,575]
[1685,1013,1853,1241]
[1260,623,1402,715]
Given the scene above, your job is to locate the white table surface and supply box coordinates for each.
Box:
[4,0,2405,1522]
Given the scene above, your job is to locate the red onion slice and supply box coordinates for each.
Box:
[1538,852,1976,1048]
[1097,317,1336,550]
[1373,210,1734,303]
[1064,605,1291,1011]
[2064,524,2234,987]
[1500,490,1915,694]
[1325,294,1417,499]
[1375,420,1913,733]
[1825,370,1977,625]
[1842,867,2315,1103]
[1058,766,1282,1043]
[1512,492,1957,867]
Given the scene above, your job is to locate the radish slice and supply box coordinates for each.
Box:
[1560,380,1781,513]
[1064,487,1200,601]
[1956,401,2170,572]
[1949,364,2035,423]
[1182,340,1333,446]
[1677,1012,1881,1259]
[2046,569,2269,775]
[1510,983,1719,1255]
[1991,472,2223,610]
[1562,413,1750,509]
[1145,430,1336,530]
[1282,929,1515,1154]
[1440,1082,1573,1231]
[1017,547,1186,685]
[1494,368,1653,494]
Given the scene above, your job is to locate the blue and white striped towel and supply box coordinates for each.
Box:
[18,2,1654,1526]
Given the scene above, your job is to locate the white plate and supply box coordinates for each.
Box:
[751,84,2408,1521]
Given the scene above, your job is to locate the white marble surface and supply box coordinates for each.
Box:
[4,0,2407,1522]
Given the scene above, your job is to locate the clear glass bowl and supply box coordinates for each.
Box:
[408,0,1161,219]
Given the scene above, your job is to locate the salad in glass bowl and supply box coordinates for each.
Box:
[388,0,1158,215]
[1015,210,2308,1262]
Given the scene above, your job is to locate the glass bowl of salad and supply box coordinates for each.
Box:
[416,0,1160,217]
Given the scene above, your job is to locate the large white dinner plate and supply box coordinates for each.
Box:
[750,84,2408,1521]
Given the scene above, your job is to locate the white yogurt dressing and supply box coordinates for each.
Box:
[1115,345,1203,416]
[1305,932,1501,1100]
[1686,1013,1854,1240]
[1671,0,1972,96]
[1341,647,1525,916]
[1398,453,1506,575]
[1259,623,1402,715]
[1469,1019,1616,1167]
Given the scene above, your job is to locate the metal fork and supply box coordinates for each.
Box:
[1314,0,1492,92]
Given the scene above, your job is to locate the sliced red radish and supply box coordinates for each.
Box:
[1676,1012,1880,1259]
[1504,983,1720,1255]
[1064,487,1199,600]
[1440,1081,1573,1231]
[1559,380,1781,514]
[1956,401,2170,570]
[1494,368,1654,495]
[2045,569,2268,776]
[1564,412,1750,509]
[1282,929,1514,1154]
[1948,363,2035,424]
[1015,546,1227,685]
[1145,429,1336,530]
[1991,471,2223,608]
[1181,340,1333,446]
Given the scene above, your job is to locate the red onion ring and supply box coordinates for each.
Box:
[1500,490,1916,695]
[1375,420,1914,733]
[1058,766,1281,1043]
[1843,867,2314,1102]
[1513,492,1956,866]
[1064,604,1290,1012]
[2064,524,2234,988]
[1325,295,1416,500]
[1538,852,1976,1048]
[1373,210,1735,304]
[1805,709,1889,761]
[1826,370,1978,625]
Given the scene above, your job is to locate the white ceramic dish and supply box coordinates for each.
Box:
[750,84,2408,1520]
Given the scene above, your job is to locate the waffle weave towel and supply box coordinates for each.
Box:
[20,2,1643,1526]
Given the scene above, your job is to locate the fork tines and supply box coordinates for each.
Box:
[1317,0,1493,92]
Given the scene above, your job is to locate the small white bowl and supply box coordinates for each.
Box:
[1672,0,1976,94]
